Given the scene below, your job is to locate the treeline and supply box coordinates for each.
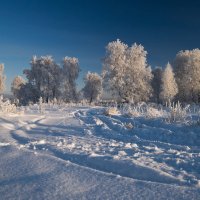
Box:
[10,56,102,105]
[1,39,200,105]
[103,40,200,104]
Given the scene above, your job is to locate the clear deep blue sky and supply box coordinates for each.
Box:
[0,0,200,93]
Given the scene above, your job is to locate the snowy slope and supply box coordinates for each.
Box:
[0,106,200,199]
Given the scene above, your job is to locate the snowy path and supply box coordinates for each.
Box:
[0,107,200,199]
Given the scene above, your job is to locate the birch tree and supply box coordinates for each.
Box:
[160,62,178,103]
[173,49,200,103]
[24,55,61,102]
[62,57,80,102]
[102,39,152,102]
[11,76,25,99]
[83,72,102,103]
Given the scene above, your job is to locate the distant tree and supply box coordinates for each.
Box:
[102,39,152,103]
[83,72,102,103]
[23,55,80,104]
[24,55,61,102]
[160,62,178,103]
[11,76,25,99]
[62,57,80,102]
[173,49,200,103]
[0,64,6,93]
[151,67,163,103]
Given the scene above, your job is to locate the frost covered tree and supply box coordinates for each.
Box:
[18,83,40,105]
[102,39,152,103]
[23,55,80,104]
[0,64,6,93]
[151,67,163,103]
[24,55,61,102]
[62,57,80,102]
[173,49,200,103]
[102,39,128,102]
[160,62,178,103]
[11,76,25,99]
[83,72,102,103]
[125,43,153,102]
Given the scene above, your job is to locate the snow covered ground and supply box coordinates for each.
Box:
[0,105,200,199]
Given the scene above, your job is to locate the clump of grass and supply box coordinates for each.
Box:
[120,102,164,119]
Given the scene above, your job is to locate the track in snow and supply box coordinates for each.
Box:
[1,107,199,188]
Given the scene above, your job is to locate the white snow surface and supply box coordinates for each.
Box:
[0,106,200,199]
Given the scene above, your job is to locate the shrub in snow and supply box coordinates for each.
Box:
[120,103,144,117]
[0,96,16,114]
[165,101,190,123]
[53,97,57,104]
[124,122,134,129]
[146,107,165,118]
[125,105,143,117]
[120,102,165,119]
[13,98,20,107]
[80,99,89,106]
[104,107,119,116]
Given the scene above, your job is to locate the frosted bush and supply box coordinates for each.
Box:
[25,99,94,114]
[121,102,164,118]
[124,122,134,129]
[187,104,200,126]
[146,107,165,118]
[126,106,143,117]
[189,104,200,115]
[0,96,16,114]
[121,103,146,117]
[165,101,190,123]
[104,107,119,116]
[120,101,192,123]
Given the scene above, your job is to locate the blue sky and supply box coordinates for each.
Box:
[0,0,200,93]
